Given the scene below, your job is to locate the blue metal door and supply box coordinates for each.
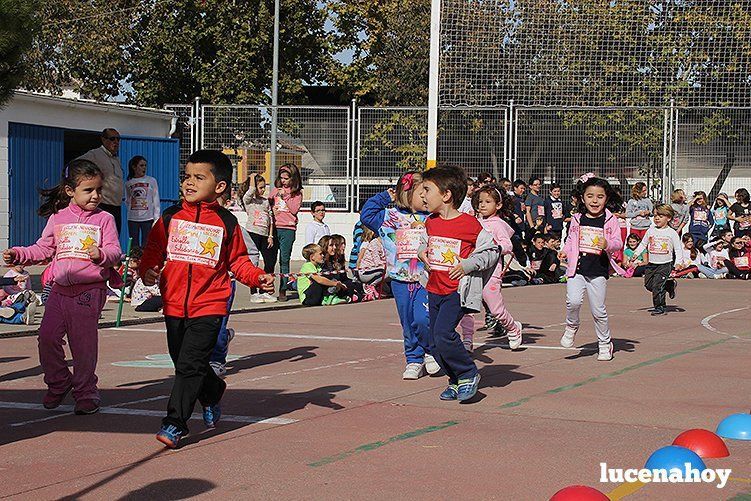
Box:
[119,136,180,250]
[8,123,65,246]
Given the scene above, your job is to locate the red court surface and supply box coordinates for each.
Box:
[1,279,750,500]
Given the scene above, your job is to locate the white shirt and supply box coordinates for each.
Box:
[305,220,330,245]
[633,225,684,265]
[458,197,474,215]
[125,175,161,222]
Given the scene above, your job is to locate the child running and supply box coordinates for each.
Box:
[559,176,624,361]
[420,165,499,402]
[472,184,523,349]
[4,159,122,414]
[631,204,684,316]
[140,150,274,448]
[360,172,438,379]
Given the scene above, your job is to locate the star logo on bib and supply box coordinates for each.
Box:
[200,237,219,257]
[441,248,459,265]
[80,235,97,250]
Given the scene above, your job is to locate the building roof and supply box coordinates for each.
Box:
[12,90,174,120]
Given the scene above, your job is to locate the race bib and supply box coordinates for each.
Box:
[395,228,424,261]
[579,226,605,255]
[536,206,545,219]
[647,236,671,255]
[55,224,101,260]
[275,196,289,213]
[733,255,749,268]
[129,183,149,211]
[694,210,708,222]
[530,260,542,271]
[167,220,224,267]
[711,255,723,269]
[551,203,563,220]
[252,209,269,229]
[740,218,751,229]
[426,236,462,271]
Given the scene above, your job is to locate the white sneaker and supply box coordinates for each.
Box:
[260,293,278,303]
[210,361,227,377]
[508,321,523,350]
[250,293,264,303]
[402,362,425,380]
[698,273,708,279]
[714,273,726,279]
[560,326,578,348]
[424,354,441,375]
[463,338,473,352]
[23,300,37,325]
[597,342,614,361]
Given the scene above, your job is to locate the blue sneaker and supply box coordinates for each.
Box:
[457,374,481,402]
[439,384,459,401]
[203,404,221,428]
[156,424,185,448]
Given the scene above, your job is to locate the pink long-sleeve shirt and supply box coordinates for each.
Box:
[479,215,514,278]
[11,202,122,296]
[269,187,302,231]
[563,210,625,278]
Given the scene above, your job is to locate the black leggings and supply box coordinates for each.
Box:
[249,231,278,293]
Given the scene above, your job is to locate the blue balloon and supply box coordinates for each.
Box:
[645,445,707,471]
[716,413,751,440]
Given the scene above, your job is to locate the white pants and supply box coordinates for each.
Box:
[565,274,611,346]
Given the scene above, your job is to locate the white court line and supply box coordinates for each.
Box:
[700,306,750,340]
[2,401,296,427]
[111,327,578,350]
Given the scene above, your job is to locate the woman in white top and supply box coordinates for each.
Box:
[125,155,160,247]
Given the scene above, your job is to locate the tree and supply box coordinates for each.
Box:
[21,0,339,107]
[0,0,39,107]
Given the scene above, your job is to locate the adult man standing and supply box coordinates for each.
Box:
[78,128,124,233]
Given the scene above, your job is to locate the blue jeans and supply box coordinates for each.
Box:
[391,280,430,364]
[428,291,477,383]
[128,220,153,248]
[696,264,728,278]
[0,295,26,324]
[210,280,236,364]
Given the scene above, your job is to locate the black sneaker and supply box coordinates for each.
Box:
[666,279,677,300]
[650,306,666,316]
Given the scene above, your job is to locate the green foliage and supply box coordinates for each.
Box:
[0,0,40,107]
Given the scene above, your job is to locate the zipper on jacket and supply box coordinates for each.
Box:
[183,203,200,316]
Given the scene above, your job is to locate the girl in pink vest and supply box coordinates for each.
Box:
[4,159,122,415]
[559,175,624,361]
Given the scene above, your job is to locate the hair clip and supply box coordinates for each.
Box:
[579,172,595,183]
[401,173,414,191]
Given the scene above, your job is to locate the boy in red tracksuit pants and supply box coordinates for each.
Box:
[141,150,274,448]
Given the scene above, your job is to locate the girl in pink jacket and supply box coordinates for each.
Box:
[4,159,122,415]
[472,185,524,349]
[559,176,624,361]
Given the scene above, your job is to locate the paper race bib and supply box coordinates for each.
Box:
[395,228,424,261]
[275,196,289,213]
[733,255,750,269]
[252,209,269,229]
[647,236,671,255]
[740,218,751,229]
[579,226,605,255]
[129,183,149,211]
[711,255,724,269]
[55,224,101,260]
[530,260,542,271]
[693,210,708,222]
[167,220,224,267]
[426,236,462,271]
[551,203,563,220]
[536,206,545,219]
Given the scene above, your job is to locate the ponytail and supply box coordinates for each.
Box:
[38,159,103,217]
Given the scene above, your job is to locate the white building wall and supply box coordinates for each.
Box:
[0,93,173,249]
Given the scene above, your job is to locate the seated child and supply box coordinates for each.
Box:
[131,277,163,312]
[354,227,386,286]
[0,288,38,325]
[527,234,558,284]
[697,240,729,279]
[623,233,648,278]
[298,244,347,306]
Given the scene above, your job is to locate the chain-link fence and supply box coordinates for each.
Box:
[201,105,352,210]
[166,103,751,211]
[674,107,751,201]
[514,107,666,200]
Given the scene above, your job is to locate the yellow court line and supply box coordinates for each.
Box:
[729,477,751,484]
[607,481,646,500]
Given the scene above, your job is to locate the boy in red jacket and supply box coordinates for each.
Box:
[141,150,273,448]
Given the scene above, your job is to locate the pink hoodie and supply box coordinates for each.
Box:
[269,187,302,231]
[563,210,625,278]
[479,215,514,278]
[11,202,122,296]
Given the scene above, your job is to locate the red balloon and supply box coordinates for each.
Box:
[550,485,609,501]
[673,428,730,458]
